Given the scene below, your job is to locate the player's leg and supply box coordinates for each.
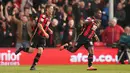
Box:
[15,41,34,55]
[60,35,84,52]
[87,46,94,67]
[60,41,83,53]
[15,42,23,55]
[15,35,39,55]
[15,46,34,55]
[23,41,34,53]
[30,36,46,70]
[84,41,97,70]
[30,47,43,70]
[69,42,82,53]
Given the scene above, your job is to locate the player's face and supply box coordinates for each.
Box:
[47,6,54,15]
[96,10,102,19]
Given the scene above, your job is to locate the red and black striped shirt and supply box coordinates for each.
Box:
[37,14,50,36]
[83,17,97,39]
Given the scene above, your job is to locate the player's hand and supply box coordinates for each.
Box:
[69,42,72,45]
[13,7,17,15]
[94,34,100,42]
[9,33,12,36]
[63,23,66,27]
[1,5,3,10]
[50,31,53,34]
[12,8,17,15]
[45,33,49,39]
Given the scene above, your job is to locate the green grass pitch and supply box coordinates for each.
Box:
[0,65,130,73]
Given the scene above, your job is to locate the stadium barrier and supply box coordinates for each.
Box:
[0,47,123,66]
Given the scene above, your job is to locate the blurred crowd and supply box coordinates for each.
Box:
[0,0,130,48]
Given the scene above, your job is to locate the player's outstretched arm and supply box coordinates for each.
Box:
[94,33,100,42]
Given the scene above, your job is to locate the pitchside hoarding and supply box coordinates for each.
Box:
[0,47,120,65]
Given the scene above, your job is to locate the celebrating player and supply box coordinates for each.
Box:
[15,4,54,70]
[60,9,102,70]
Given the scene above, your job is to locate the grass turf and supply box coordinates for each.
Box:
[0,65,130,73]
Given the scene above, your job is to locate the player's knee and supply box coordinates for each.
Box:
[28,49,34,53]
[88,47,94,54]
[71,47,78,53]
[26,47,34,53]
[38,47,43,54]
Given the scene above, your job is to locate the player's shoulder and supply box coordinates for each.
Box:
[40,14,46,18]
[86,17,92,20]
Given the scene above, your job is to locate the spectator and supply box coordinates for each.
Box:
[0,4,5,20]
[62,18,77,45]
[91,0,101,15]
[86,1,94,17]
[77,18,84,35]
[117,26,130,64]
[79,1,87,19]
[50,19,61,47]
[119,26,130,45]
[33,0,47,10]
[13,0,22,8]
[102,17,124,47]
[0,21,14,47]
[66,6,73,22]
[115,3,126,27]
[0,4,16,47]
[5,1,14,16]
[5,3,33,51]
[101,2,109,28]
[124,0,130,26]
[58,8,68,40]
[56,0,64,6]
[72,2,81,28]
[24,7,32,20]
[115,0,127,8]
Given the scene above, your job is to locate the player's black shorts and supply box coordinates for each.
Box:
[74,35,93,50]
[31,35,46,49]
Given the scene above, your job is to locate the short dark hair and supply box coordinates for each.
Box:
[94,8,101,13]
[45,4,53,10]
